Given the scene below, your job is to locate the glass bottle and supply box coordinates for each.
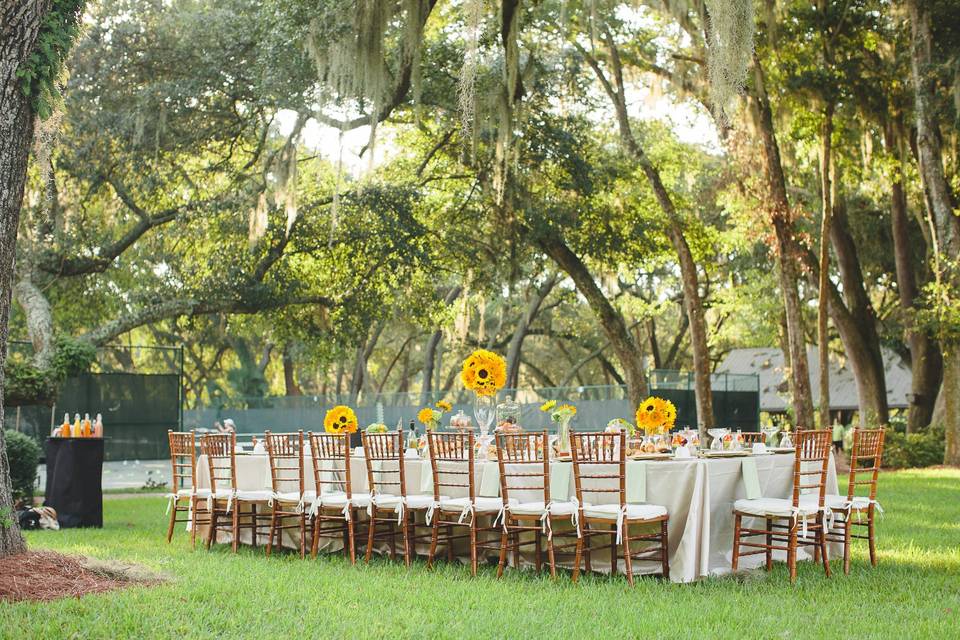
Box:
[495,395,521,432]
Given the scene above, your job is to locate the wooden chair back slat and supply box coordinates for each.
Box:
[427,432,475,502]
[846,428,885,502]
[200,433,237,493]
[362,430,407,497]
[741,432,765,445]
[495,431,549,505]
[307,432,352,498]
[570,430,626,508]
[265,430,305,495]
[168,430,197,492]
[791,429,832,508]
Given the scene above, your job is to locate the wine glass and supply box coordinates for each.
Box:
[473,395,495,437]
[761,425,780,448]
[707,427,729,451]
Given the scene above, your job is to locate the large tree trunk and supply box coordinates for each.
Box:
[579,37,713,435]
[906,0,960,464]
[282,346,301,396]
[885,118,942,432]
[1,0,52,557]
[539,234,649,408]
[816,103,834,429]
[420,286,461,406]
[504,274,557,389]
[751,55,815,430]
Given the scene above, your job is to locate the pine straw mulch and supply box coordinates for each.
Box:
[0,550,165,603]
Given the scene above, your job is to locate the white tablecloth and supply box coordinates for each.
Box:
[193,451,838,582]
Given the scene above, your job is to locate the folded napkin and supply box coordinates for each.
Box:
[550,462,572,501]
[626,461,648,503]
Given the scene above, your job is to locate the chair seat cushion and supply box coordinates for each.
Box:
[508,501,576,517]
[209,489,233,501]
[734,494,821,517]
[193,488,211,498]
[439,496,506,514]
[236,490,274,502]
[274,490,315,503]
[404,494,442,510]
[370,494,442,510]
[583,503,667,521]
[319,492,371,509]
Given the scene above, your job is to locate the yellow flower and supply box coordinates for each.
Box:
[662,399,677,429]
[435,400,452,413]
[418,407,437,427]
[636,397,666,434]
[558,404,577,416]
[540,400,557,412]
[461,349,506,397]
[324,405,358,434]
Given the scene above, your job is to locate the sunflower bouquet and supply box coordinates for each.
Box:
[324,405,358,434]
[461,349,506,397]
[417,399,451,431]
[539,400,577,424]
[635,396,677,436]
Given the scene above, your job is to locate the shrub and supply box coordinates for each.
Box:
[882,424,944,469]
[4,430,41,502]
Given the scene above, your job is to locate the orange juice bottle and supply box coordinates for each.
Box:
[93,413,103,438]
[81,413,92,437]
[72,413,81,438]
[59,413,70,437]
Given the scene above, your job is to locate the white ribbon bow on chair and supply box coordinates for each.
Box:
[457,502,475,526]
[570,497,581,538]
[164,493,179,515]
[614,505,627,545]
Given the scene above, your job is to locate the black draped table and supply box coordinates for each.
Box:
[44,437,105,528]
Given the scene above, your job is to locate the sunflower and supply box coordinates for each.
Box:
[461,349,506,397]
[635,397,665,433]
[540,399,557,412]
[435,400,452,413]
[418,407,438,429]
[661,399,677,429]
[558,404,577,416]
[324,405,358,434]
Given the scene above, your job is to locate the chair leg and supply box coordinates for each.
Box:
[818,520,831,577]
[660,518,670,579]
[388,518,397,561]
[266,509,278,557]
[365,506,377,563]
[610,524,618,574]
[511,530,520,569]
[584,530,592,573]
[731,514,742,572]
[446,524,455,563]
[231,504,240,553]
[347,513,357,565]
[207,508,217,549]
[535,529,542,573]
[571,534,583,583]
[496,527,509,579]
[190,497,199,548]
[842,516,852,575]
[299,512,307,559]
[402,511,412,567]
[765,517,773,571]
[310,515,321,559]
[546,530,557,579]
[622,525,634,587]
[250,504,258,549]
[868,514,878,567]
[469,522,479,576]
[427,518,440,569]
[166,499,178,543]
[788,526,798,583]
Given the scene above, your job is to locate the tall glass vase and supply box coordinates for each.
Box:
[473,394,496,437]
[556,416,572,455]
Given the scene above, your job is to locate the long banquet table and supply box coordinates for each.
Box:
[193,450,839,582]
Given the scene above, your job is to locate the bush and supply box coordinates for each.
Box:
[882,424,944,469]
[4,430,41,502]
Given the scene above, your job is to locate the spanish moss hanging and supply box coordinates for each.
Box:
[703,0,755,124]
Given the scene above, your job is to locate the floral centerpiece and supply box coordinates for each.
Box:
[461,350,506,438]
[541,400,577,455]
[365,423,388,433]
[324,405,358,434]
[417,399,451,431]
[635,397,676,436]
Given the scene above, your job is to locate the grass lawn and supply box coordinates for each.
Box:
[3,468,958,639]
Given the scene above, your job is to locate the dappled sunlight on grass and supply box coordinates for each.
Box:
[3,468,958,637]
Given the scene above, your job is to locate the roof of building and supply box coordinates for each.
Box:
[716,346,912,412]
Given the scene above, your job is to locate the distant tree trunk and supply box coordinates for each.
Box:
[282,347,301,396]
[421,286,462,406]
[504,274,557,389]
[1,0,53,557]
[539,234,649,408]
[350,321,384,403]
[906,0,960,465]
[816,103,834,429]
[751,55,815,430]
[885,118,942,432]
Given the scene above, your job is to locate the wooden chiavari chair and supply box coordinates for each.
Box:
[166,430,209,546]
[307,432,369,564]
[426,432,504,576]
[570,430,670,585]
[732,428,832,582]
[200,433,272,552]
[824,428,885,574]
[264,430,313,558]
[495,431,576,578]
[362,430,436,566]
[740,432,766,446]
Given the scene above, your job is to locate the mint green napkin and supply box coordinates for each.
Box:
[550,462,572,501]
[420,459,433,494]
[479,461,500,497]
[742,457,761,499]
[626,461,647,503]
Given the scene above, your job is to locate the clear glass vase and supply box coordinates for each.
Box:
[555,416,572,455]
[473,394,496,437]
